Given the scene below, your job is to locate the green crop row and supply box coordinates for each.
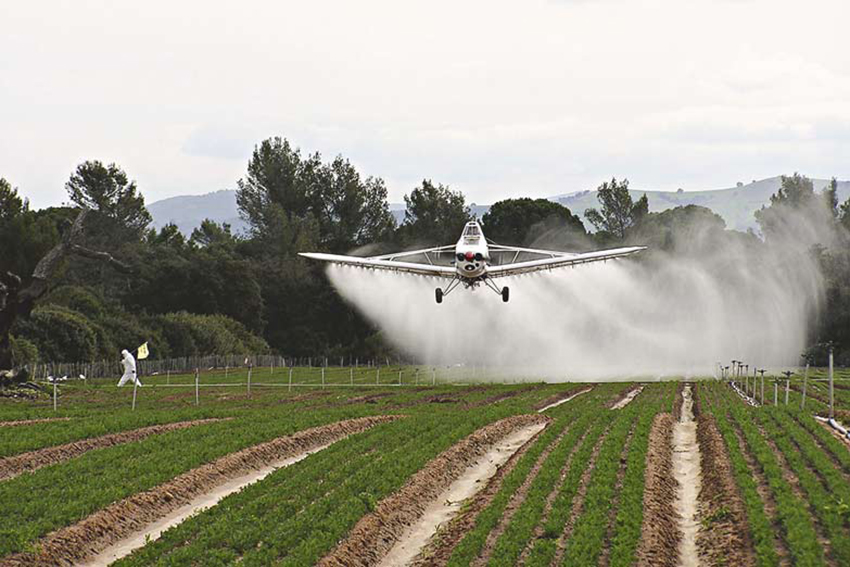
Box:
[558,406,640,565]
[698,383,780,567]
[0,406,380,557]
[607,383,676,566]
[444,384,619,567]
[115,401,532,566]
[759,410,850,564]
[726,398,824,564]
[486,412,599,567]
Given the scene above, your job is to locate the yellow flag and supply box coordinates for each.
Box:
[137,342,150,360]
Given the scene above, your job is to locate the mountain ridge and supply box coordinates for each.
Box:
[148,176,850,236]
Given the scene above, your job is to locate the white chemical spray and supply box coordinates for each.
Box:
[327,200,839,380]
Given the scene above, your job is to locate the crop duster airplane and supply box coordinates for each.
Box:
[300,221,645,303]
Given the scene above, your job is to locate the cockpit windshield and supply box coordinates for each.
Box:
[462,223,480,237]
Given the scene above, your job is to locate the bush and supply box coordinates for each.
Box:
[14,305,99,362]
[9,335,39,366]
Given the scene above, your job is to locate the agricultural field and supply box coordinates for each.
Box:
[1,368,849,566]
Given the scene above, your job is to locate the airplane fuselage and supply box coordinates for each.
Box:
[454,221,489,279]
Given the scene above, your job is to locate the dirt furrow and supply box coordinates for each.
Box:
[695,411,756,566]
[607,384,643,409]
[635,413,678,567]
[672,384,702,567]
[0,415,397,567]
[0,418,226,481]
[533,386,593,412]
[551,422,612,565]
[470,421,570,566]
[729,420,792,565]
[408,422,548,566]
[598,420,638,567]
[318,414,548,567]
[0,417,73,427]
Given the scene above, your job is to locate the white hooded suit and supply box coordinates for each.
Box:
[117,349,141,387]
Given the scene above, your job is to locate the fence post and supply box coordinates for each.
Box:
[774,381,777,406]
[195,368,199,406]
[376,367,380,385]
[801,363,809,410]
[785,379,789,405]
[167,369,170,385]
[350,366,353,385]
[829,348,834,420]
[432,367,436,386]
[399,369,402,386]
[288,366,293,392]
[322,366,325,389]
[247,365,252,396]
[53,380,57,411]
[132,380,138,411]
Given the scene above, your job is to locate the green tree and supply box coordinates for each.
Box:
[584,178,647,240]
[65,161,152,237]
[400,180,472,245]
[236,137,312,236]
[307,156,396,252]
[482,198,586,246]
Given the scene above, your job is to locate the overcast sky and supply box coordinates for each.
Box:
[2,0,849,209]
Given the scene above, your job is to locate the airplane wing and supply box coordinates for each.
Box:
[299,251,457,278]
[485,245,646,278]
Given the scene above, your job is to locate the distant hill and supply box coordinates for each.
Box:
[148,176,850,236]
[554,177,850,232]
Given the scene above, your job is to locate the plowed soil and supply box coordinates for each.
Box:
[635,413,679,567]
[695,412,755,566]
[0,417,72,427]
[0,415,397,567]
[0,418,225,481]
[318,413,549,567]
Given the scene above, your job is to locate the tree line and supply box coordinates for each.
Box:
[1,137,848,370]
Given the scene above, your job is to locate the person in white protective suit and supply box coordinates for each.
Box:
[117,349,142,387]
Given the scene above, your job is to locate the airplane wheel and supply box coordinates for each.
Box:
[435,288,443,304]
[502,286,510,303]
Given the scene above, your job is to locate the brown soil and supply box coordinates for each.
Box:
[729,419,792,564]
[0,417,73,427]
[408,422,548,566]
[599,420,638,566]
[635,413,679,567]
[532,385,592,411]
[317,413,549,567]
[0,419,226,481]
[695,412,756,566]
[472,421,571,566]
[551,422,612,565]
[0,415,397,567]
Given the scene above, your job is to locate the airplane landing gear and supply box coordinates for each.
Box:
[502,286,510,303]
[435,288,443,304]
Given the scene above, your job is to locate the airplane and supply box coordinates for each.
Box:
[299,221,645,303]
